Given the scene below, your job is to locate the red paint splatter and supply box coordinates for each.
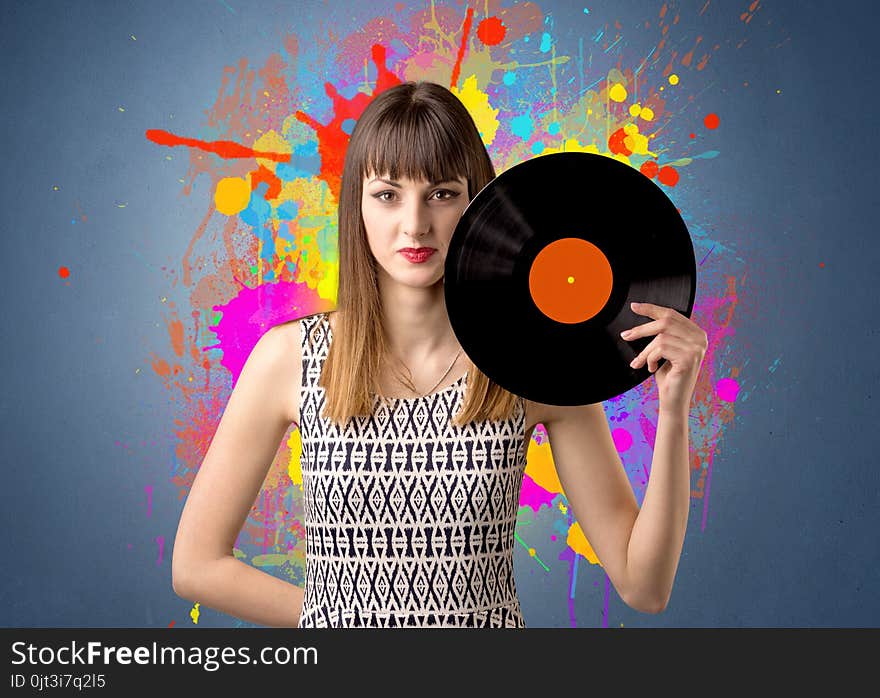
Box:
[657,165,679,186]
[145,129,291,162]
[608,127,632,156]
[251,163,283,200]
[58,266,70,278]
[689,133,696,139]
[168,620,176,628]
[450,7,475,89]
[477,16,506,46]
[294,44,401,202]
[146,43,403,206]
[640,160,659,179]
[819,262,825,268]
[704,112,720,129]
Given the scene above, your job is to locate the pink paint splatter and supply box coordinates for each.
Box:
[715,377,740,402]
[518,473,557,512]
[611,427,633,452]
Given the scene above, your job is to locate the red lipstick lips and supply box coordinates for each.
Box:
[399,247,437,263]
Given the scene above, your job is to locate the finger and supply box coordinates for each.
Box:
[643,335,691,372]
[620,318,665,341]
[630,335,687,371]
[630,301,676,319]
[629,336,659,368]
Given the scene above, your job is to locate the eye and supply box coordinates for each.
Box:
[432,189,460,201]
[372,189,461,203]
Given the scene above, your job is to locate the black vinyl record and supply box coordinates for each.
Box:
[444,151,696,406]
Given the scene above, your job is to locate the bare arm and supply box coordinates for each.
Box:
[624,407,691,613]
[171,321,305,627]
[536,399,690,614]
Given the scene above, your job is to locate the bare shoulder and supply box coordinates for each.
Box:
[269,310,338,425]
[263,318,303,426]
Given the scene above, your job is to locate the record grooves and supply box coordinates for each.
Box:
[445,152,697,406]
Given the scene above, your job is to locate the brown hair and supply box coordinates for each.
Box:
[315,80,520,427]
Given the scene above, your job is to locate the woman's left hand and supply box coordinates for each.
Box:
[620,301,708,416]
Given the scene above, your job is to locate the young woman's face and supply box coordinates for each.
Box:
[361,172,470,288]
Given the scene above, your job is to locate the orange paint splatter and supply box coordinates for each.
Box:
[657,165,679,187]
[152,357,171,377]
[640,161,659,179]
[704,112,720,129]
[740,0,760,23]
[681,35,703,68]
[477,16,506,46]
[58,266,70,278]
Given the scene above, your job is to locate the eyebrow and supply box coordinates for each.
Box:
[368,177,463,188]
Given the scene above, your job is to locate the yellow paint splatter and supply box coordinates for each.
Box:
[525,440,563,494]
[118,106,125,112]
[286,428,303,488]
[189,602,201,624]
[639,106,655,121]
[317,262,338,302]
[608,82,627,102]
[214,176,251,216]
[623,126,652,156]
[628,103,642,117]
[668,74,679,85]
[451,74,500,146]
[567,521,601,566]
[253,130,291,172]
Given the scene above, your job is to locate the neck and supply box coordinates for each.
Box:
[377,270,460,365]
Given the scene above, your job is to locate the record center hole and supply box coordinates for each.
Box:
[528,237,614,324]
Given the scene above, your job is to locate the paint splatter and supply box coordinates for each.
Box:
[144,0,766,627]
[477,16,506,46]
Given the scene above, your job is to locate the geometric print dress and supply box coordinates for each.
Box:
[296,312,528,628]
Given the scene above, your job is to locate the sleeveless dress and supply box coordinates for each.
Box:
[296,312,528,628]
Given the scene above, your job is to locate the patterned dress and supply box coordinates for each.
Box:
[296,312,528,628]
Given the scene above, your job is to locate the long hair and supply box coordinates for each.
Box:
[315,80,520,427]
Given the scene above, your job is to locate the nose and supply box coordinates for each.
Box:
[401,198,431,239]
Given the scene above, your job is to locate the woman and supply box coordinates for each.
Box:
[172,80,708,628]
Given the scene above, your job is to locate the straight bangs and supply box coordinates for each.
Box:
[361,107,472,191]
[320,80,521,429]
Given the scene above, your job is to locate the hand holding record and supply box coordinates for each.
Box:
[622,301,708,416]
[444,151,703,406]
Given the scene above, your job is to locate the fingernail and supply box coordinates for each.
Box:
[630,302,638,309]
[620,330,631,337]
